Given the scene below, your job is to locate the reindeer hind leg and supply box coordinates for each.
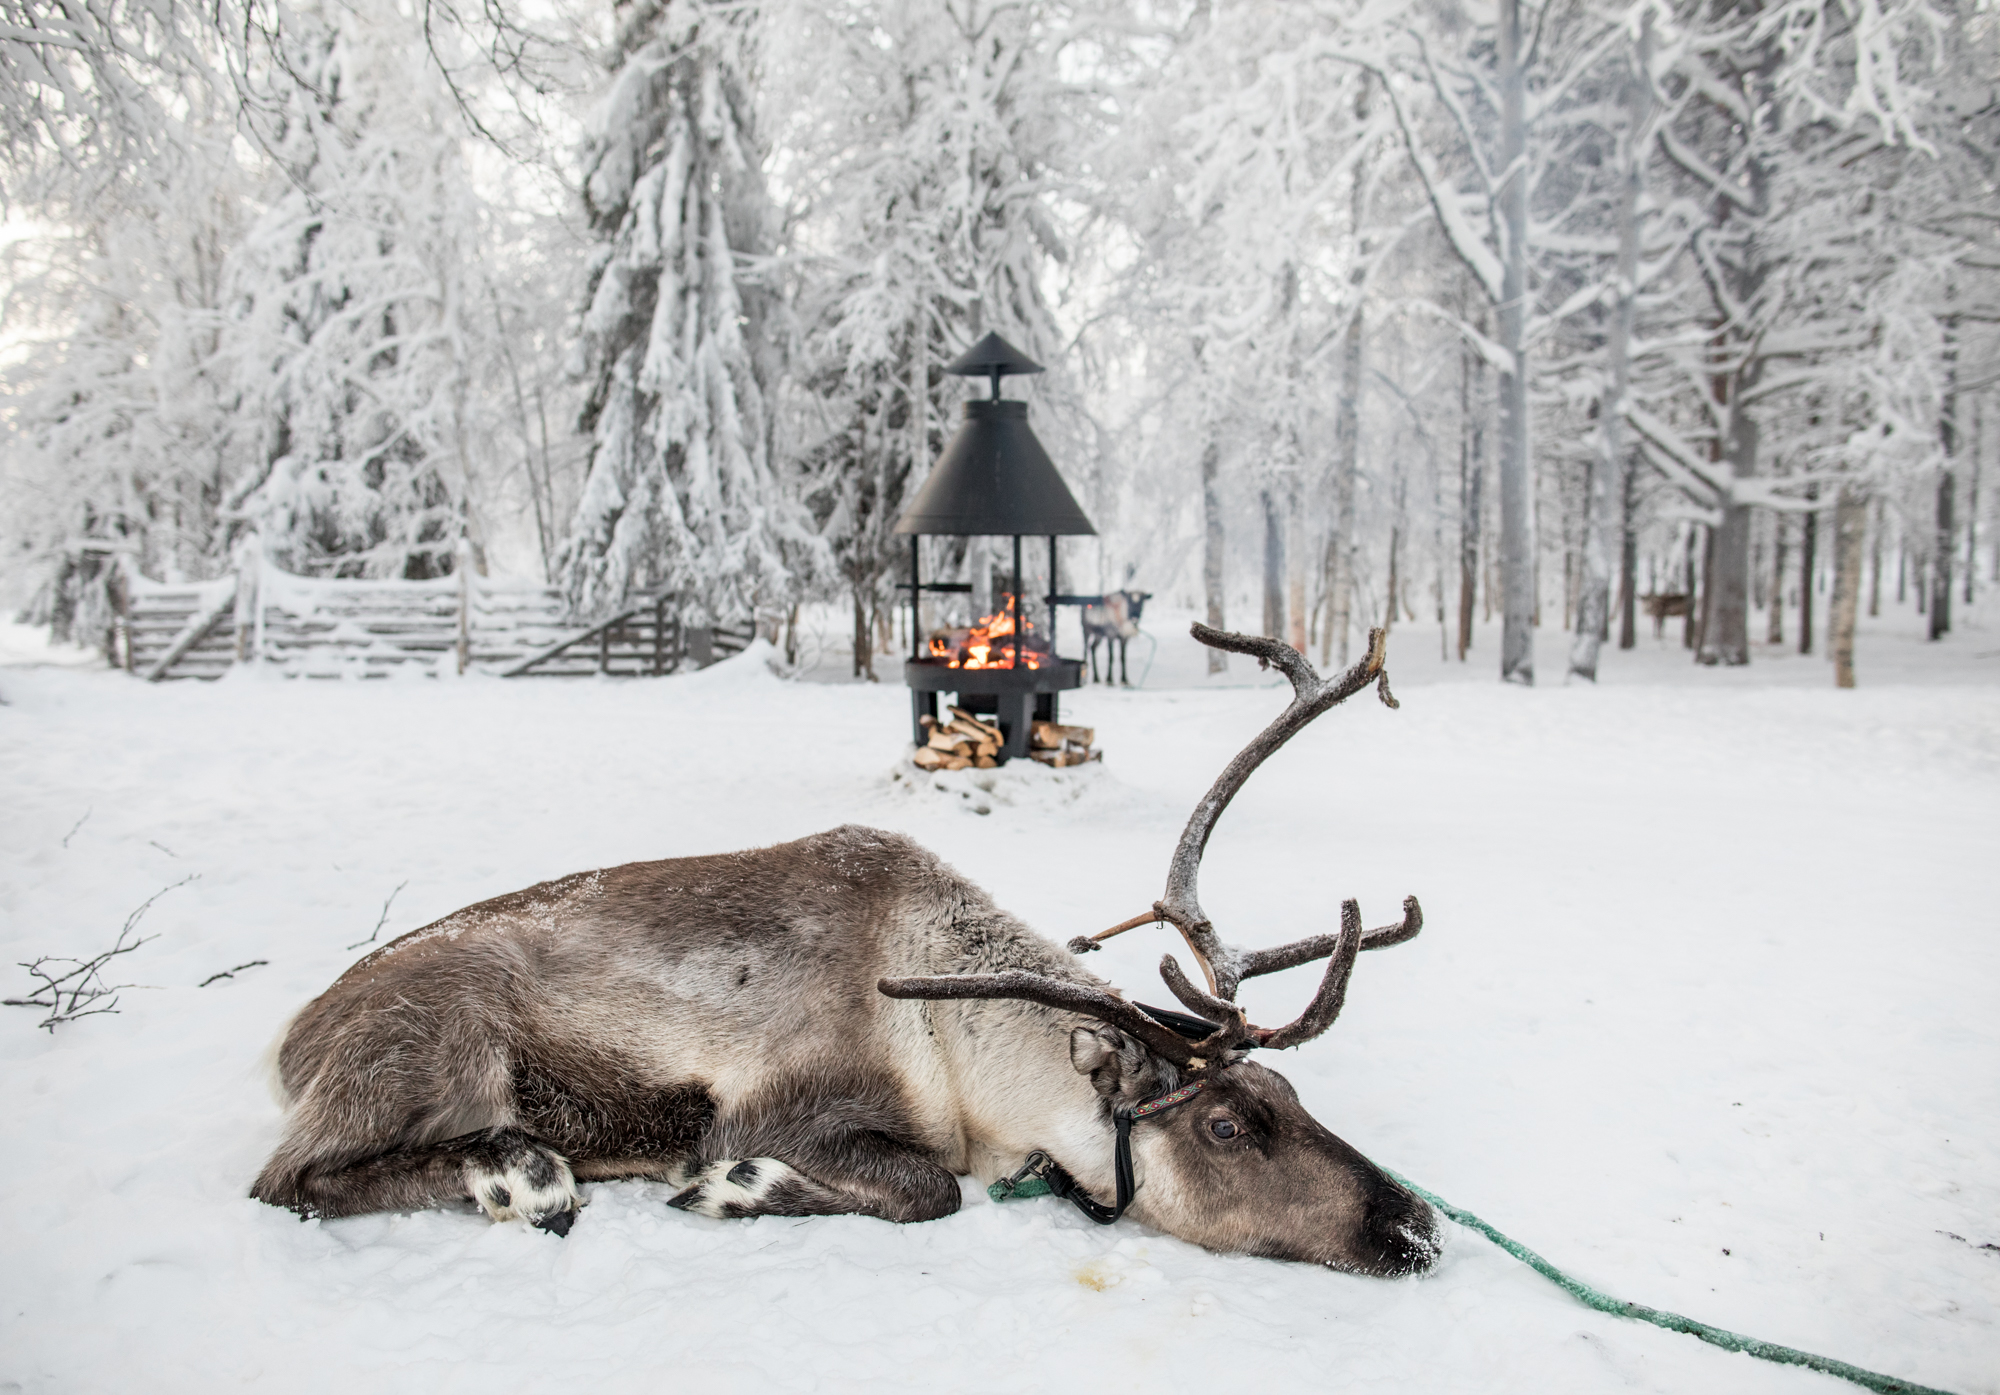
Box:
[254,1125,582,1231]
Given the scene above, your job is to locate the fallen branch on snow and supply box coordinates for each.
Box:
[199,960,270,987]
[346,880,411,951]
[4,875,197,1031]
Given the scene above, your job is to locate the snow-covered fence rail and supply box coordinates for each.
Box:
[117,551,744,681]
[120,576,241,680]
[256,568,465,677]
[498,600,754,677]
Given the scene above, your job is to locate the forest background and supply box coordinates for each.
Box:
[3,0,1996,688]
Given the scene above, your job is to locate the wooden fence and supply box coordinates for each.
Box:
[114,550,752,682]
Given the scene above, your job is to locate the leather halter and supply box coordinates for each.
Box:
[995,1077,1212,1225]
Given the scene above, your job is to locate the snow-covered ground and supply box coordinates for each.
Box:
[2,606,1996,1394]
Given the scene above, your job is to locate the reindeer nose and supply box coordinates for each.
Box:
[1360,1185,1441,1276]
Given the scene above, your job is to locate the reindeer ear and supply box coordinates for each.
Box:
[1071,1025,1141,1097]
[1069,1025,1124,1088]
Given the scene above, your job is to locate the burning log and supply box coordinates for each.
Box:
[926,596,1052,672]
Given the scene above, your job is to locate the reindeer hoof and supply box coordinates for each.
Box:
[531,1206,577,1238]
[464,1128,581,1229]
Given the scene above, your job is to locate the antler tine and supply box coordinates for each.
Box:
[1361,895,1422,952]
[878,971,1197,1065]
[1156,625,1392,1001]
[1236,895,1424,981]
[1255,901,1364,1052]
[1156,954,1252,1056]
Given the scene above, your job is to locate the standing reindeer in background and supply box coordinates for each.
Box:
[252,624,1435,1276]
[1081,590,1152,685]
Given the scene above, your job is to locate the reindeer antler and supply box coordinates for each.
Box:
[882,625,1422,1072]
[1149,623,1401,998]
[877,970,1209,1066]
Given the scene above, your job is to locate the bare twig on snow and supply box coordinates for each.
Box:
[199,961,270,987]
[4,875,197,1031]
[346,880,411,951]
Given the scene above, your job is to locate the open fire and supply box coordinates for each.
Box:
[927,596,1050,670]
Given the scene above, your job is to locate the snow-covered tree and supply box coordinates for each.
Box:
[1,18,250,641]
[1630,0,1947,665]
[561,0,813,628]
[219,0,490,579]
[1104,0,1399,663]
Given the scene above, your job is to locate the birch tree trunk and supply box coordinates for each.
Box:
[1932,312,1958,638]
[1321,79,1372,669]
[1698,379,1755,664]
[1767,515,1787,646]
[1457,339,1483,660]
[1968,395,1984,603]
[1966,398,1980,604]
[1201,438,1226,674]
[1868,498,1883,617]
[1262,490,1285,640]
[1496,0,1536,685]
[1286,471,1308,652]
[1326,297,1363,669]
[1831,487,1867,688]
[1385,526,1400,635]
[1617,457,1637,649]
[1799,491,1818,654]
[1568,25,1649,681]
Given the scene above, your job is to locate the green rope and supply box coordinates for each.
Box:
[1383,1171,1959,1395]
[990,1158,1957,1394]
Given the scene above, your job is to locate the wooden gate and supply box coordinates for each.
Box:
[116,552,752,681]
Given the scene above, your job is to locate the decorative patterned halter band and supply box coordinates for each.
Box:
[988,1077,1212,1225]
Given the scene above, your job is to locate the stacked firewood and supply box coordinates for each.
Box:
[911,707,1101,771]
[1029,721,1099,768]
[914,709,1003,770]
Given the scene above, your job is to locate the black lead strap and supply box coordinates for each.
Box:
[1000,1079,1210,1226]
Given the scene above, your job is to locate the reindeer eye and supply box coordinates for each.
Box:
[1209,1119,1239,1140]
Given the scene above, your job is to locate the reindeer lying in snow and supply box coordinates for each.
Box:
[254,624,1438,1276]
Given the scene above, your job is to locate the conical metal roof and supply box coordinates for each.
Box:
[894,399,1096,537]
[945,331,1045,380]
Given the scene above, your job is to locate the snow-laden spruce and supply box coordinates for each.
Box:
[561,0,815,629]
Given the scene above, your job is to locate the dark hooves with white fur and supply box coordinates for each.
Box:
[531,1207,577,1237]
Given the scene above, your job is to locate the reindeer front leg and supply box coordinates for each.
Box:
[667,1119,959,1224]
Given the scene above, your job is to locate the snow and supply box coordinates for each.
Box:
[2,612,1996,1394]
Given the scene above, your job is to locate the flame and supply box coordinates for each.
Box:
[928,596,1048,670]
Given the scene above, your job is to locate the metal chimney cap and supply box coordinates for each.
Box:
[945,331,1044,380]
[893,399,1096,537]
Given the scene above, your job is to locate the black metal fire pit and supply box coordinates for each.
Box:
[894,331,1097,765]
[905,658,1085,760]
